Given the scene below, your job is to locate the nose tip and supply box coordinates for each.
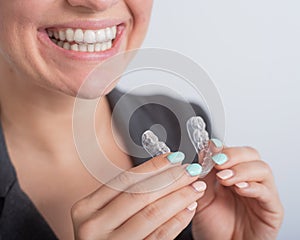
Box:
[67,0,118,11]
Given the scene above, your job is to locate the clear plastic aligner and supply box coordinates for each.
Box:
[186,116,214,178]
[142,130,171,157]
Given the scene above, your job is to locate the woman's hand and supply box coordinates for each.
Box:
[71,153,206,240]
[192,142,284,240]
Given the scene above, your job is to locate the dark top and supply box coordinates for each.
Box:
[0,89,211,240]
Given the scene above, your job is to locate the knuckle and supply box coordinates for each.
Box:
[152,214,188,240]
[174,211,189,225]
[172,213,190,230]
[259,160,273,176]
[127,186,151,203]
[71,200,86,220]
[165,166,184,184]
[152,226,171,240]
[178,188,192,201]
[128,179,151,195]
[77,216,108,240]
[142,203,162,220]
[148,155,168,172]
[77,220,97,240]
[244,146,261,159]
[115,171,134,189]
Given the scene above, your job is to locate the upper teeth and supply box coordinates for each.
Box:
[47,25,117,44]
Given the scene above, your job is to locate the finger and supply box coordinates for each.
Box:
[216,160,275,188]
[212,146,261,169]
[144,206,196,240]
[192,139,223,206]
[110,182,206,239]
[234,181,269,200]
[208,138,225,154]
[216,160,284,223]
[186,116,224,178]
[194,168,218,211]
[233,181,283,217]
[196,138,225,178]
[92,165,205,230]
[194,140,221,178]
[72,152,185,220]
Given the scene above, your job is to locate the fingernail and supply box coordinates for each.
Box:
[212,153,228,165]
[167,152,185,164]
[216,169,234,180]
[192,181,207,192]
[186,163,202,177]
[211,138,223,149]
[235,182,249,188]
[187,202,198,211]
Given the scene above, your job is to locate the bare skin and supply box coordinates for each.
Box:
[0,79,205,239]
[0,0,283,239]
[0,63,133,239]
[192,145,284,240]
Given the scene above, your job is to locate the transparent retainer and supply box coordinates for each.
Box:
[186,116,214,178]
[141,116,215,178]
[142,130,171,157]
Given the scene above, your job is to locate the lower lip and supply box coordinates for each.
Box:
[37,24,126,62]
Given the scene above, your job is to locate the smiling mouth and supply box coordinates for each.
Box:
[46,25,118,53]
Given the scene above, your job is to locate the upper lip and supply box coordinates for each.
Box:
[39,19,125,31]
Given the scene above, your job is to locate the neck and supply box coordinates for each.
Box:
[0,63,112,163]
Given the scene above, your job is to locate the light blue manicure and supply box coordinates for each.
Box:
[211,138,223,149]
[212,153,228,165]
[167,152,185,164]
[186,163,203,176]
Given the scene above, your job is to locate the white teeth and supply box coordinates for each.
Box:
[47,26,117,52]
[63,42,70,50]
[112,26,117,38]
[66,28,74,42]
[71,44,79,51]
[59,30,66,41]
[84,30,96,44]
[96,29,106,42]
[54,41,112,52]
[95,43,102,52]
[107,41,112,49]
[48,25,117,43]
[101,42,108,51]
[48,30,53,38]
[79,44,87,52]
[74,29,84,43]
[105,27,113,40]
[87,44,95,52]
[54,32,59,39]
[57,41,64,47]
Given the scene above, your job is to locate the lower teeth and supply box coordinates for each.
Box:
[50,38,113,52]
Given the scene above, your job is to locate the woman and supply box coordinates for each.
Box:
[0,0,284,239]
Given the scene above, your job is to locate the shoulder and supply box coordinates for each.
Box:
[108,88,211,133]
[0,122,58,239]
[0,122,16,198]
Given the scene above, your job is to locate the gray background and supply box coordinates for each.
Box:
[118,0,300,238]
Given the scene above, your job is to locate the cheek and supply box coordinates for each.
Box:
[0,1,69,90]
[125,0,153,49]
[126,0,153,19]
[0,1,43,63]
[0,14,25,74]
[0,0,153,98]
